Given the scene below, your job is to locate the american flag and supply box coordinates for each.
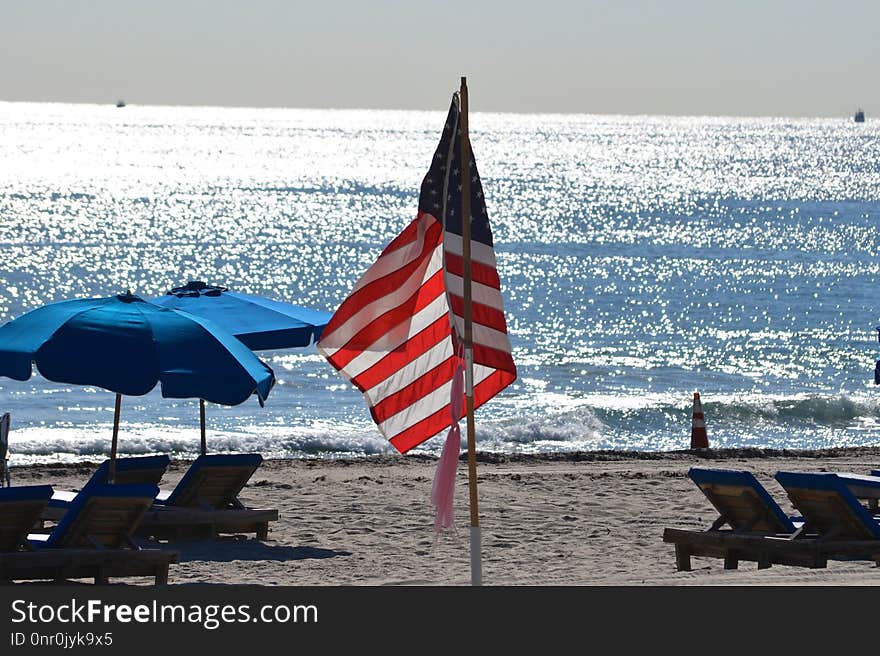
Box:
[317,93,516,453]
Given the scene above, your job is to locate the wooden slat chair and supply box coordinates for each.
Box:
[44,455,171,521]
[1,484,178,584]
[774,471,880,541]
[0,485,54,552]
[140,453,277,541]
[12,483,179,584]
[156,453,263,510]
[664,468,801,571]
[687,467,799,534]
[33,483,158,550]
[665,469,880,572]
[103,455,171,487]
[820,471,880,513]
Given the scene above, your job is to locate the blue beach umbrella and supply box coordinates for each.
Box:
[150,281,331,350]
[150,281,331,454]
[0,292,275,479]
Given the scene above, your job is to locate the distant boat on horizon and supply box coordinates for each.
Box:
[116,99,126,108]
[855,108,865,122]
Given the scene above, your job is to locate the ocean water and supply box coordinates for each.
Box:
[1,101,879,464]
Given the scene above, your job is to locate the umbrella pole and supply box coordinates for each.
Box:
[199,399,207,456]
[109,393,122,483]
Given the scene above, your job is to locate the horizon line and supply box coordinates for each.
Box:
[0,97,869,122]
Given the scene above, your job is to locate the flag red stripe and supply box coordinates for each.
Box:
[351,212,442,295]
[472,343,517,375]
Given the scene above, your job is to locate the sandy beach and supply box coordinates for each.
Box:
[10,447,880,586]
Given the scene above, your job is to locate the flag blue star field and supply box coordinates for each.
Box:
[318,93,517,453]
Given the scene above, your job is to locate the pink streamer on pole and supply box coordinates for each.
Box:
[431,357,464,532]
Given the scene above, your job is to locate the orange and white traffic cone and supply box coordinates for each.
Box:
[690,391,709,449]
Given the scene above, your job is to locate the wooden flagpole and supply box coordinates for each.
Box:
[460,76,482,586]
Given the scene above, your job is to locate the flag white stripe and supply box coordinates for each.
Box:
[442,232,499,268]
[444,273,506,311]
[450,316,513,353]
[473,363,497,384]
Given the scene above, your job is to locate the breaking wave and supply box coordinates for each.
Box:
[7,392,880,465]
[590,392,880,426]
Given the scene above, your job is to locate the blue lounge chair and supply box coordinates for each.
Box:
[154,453,263,510]
[45,455,171,521]
[665,469,880,571]
[774,471,880,540]
[45,454,275,541]
[50,454,170,500]
[822,472,880,512]
[141,454,277,540]
[102,454,170,486]
[664,468,802,570]
[688,467,799,534]
[1,484,178,584]
[31,483,159,549]
[858,470,880,508]
[0,485,53,551]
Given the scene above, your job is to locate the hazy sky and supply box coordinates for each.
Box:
[1,0,877,117]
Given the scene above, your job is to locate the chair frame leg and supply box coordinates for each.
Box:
[674,545,692,571]
[723,551,739,570]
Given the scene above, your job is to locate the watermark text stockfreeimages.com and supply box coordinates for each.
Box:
[10,598,317,632]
